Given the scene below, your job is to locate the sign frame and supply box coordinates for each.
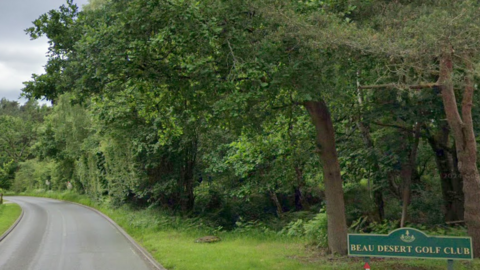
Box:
[347,227,473,261]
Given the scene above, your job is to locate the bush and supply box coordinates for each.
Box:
[13,159,54,192]
[278,213,328,247]
[365,219,399,234]
[0,160,16,190]
[304,213,328,247]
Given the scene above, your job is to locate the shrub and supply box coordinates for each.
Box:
[278,213,328,247]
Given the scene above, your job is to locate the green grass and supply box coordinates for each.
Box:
[0,202,22,236]
[12,191,480,270]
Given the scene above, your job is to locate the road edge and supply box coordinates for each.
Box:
[63,200,166,270]
[0,203,24,243]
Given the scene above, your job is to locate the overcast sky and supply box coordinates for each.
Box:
[0,0,89,103]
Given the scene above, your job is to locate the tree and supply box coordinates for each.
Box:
[0,99,48,190]
[22,0,356,254]
[350,0,480,256]
[274,0,480,253]
[26,0,480,257]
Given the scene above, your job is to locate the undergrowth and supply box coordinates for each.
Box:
[10,190,480,270]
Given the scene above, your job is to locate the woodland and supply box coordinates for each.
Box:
[2,0,480,258]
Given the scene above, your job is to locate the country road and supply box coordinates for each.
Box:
[0,196,157,270]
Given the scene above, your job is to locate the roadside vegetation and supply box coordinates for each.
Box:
[0,203,21,236]
[2,0,480,268]
[14,190,480,270]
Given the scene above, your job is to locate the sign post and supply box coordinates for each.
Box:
[348,228,473,269]
[447,259,454,270]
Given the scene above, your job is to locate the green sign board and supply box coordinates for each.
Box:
[348,228,472,260]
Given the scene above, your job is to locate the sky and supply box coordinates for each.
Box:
[0,0,89,103]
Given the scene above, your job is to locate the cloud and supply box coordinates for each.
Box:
[0,41,48,100]
[0,0,90,103]
[0,42,49,69]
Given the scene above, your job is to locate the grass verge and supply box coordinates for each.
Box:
[11,191,480,270]
[0,202,22,236]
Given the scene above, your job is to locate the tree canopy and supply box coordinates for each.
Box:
[6,0,480,257]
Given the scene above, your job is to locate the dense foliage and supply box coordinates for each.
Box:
[4,0,480,256]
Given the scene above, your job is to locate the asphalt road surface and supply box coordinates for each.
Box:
[0,196,155,270]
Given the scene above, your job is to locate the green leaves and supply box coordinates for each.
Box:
[17,0,480,236]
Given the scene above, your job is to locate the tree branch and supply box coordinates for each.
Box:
[359,83,439,90]
[371,121,413,132]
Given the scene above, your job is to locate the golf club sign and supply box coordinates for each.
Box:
[348,228,472,269]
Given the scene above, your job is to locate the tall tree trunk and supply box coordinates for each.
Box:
[439,50,480,257]
[270,190,284,217]
[294,166,308,210]
[356,118,385,221]
[451,145,465,221]
[400,123,421,227]
[427,124,464,222]
[288,118,309,211]
[356,81,385,221]
[183,161,195,211]
[304,100,347,255]
[182,138,197,212]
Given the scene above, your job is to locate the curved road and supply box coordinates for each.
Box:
[0,196,157,270]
